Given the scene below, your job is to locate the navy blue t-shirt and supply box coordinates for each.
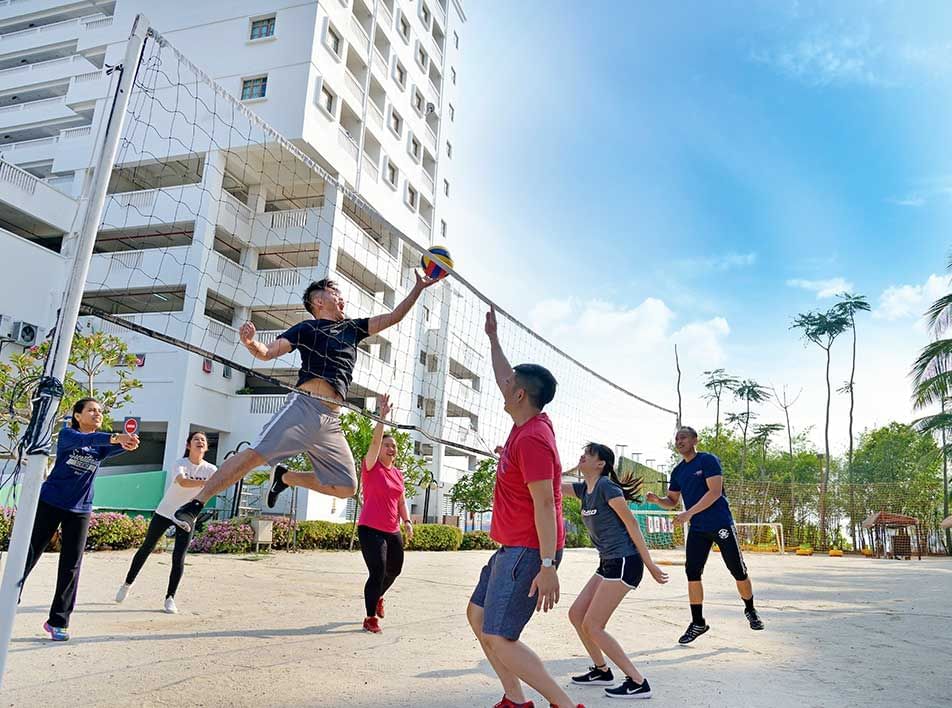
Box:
[669,452,734,531]
[40,428,126,513]
[279,317,371,399]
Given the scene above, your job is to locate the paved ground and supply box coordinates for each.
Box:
[4,547,951,707]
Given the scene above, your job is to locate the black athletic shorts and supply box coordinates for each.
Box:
[595,554,644,589]
[685,526,748,582]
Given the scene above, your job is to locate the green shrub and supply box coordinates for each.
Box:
[460,530,498,550]
[86,512,149,550]
[406,523,462,551]
[295,520,357,550]
[189,519,254,553]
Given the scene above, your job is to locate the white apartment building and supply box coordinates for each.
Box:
[0,0,477,523]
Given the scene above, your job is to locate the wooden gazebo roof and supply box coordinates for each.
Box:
[861,511,919,529]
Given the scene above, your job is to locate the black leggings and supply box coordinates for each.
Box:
[125,514,194,598]
[685,526,748,582]
[21,500,91,628]
[357,525,404,617]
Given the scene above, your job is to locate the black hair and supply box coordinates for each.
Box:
[585,442,643,502]
[677,425,699,439]
[70,397,99,430]
[302,278,339,315]
[512,363,557,410]
[183,431,207,457]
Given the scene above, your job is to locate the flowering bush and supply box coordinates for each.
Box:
[189,519,255,554]
[271,517,296,549]
[86,512,149,550]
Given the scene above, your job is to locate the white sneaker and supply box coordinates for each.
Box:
[163,596,178,614]
[115,583,131,603]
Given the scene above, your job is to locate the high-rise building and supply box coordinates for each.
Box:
[0,0,473,523]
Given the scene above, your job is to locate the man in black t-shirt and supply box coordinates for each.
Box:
[173,275,439,533]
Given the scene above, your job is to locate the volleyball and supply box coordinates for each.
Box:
[420,245,454,280]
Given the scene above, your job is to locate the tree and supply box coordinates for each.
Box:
[751,423,785,479]
[733,379,770,475]
[0,331,142,458]
[450,458,496,531]
[770,385,802,457]
[792,307,850,545]
[835,292,870,548]
[703,369,739,443]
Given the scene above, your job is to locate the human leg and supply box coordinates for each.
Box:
[714,526,763,630]
[568,573,609,675]
[581,571,643,683]
[125,514,173,586]
[681,529,714,643]
[358,525,388,619]
[166,523,194,598]
[48,510,91,628]
[379,529,404,597]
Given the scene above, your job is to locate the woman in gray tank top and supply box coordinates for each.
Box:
[562,443,669,699]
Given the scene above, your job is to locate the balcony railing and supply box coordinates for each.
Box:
[248,394,287,415]
[220,190,253,225]
[338,126,359,160]
[342,210,396,262]
[350,16,370,49]
[214,252,244,283]
[82,15,114,30]
[0,95,66,114]
[336,272,391,317]
[261,266,314,289]
[345,69,365,102]
[378,3,394,31]
[418,214,432,240]
[367,100,384,131]
[1,134,59,152]
[372,47,388,77]
[206,318,238,344]
[0,54,83,78]
[267,208,309,230]
[362,154,379,182]
[0,161,38,194]
[421,169,434,193]
[109,250,144,269]
[61,125,92,139]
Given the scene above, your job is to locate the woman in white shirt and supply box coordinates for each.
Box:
[116,431,216,613]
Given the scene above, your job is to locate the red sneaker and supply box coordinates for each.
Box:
[362,616,382,633]
[376,597,385,618]
[495,697,534,708]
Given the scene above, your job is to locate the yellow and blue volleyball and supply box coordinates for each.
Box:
[420,245,454,280]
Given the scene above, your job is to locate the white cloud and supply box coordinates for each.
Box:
[887,195,927,207]
[684,252,757,272]
[786,277,855,299]
[874,274,948,321]
[752,28,886,87]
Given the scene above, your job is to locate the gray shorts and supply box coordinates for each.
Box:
[251,392,357,489]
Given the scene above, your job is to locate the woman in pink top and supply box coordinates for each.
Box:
[357,393,413,633]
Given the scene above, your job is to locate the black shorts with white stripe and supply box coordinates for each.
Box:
[595,553,644,589]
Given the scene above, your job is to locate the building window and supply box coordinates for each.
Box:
[250,16,276,40]
[406,183,418,210]
[319,83,336,115]
[454,31,459,49]
[325,23,343,59]
[419,350,427,366]
[440,219,447,238]
[408,133,422,161]
[389,107,403,136]
[449,103,455,121]
[241,75,268,100]
[412,88,425,115]
[399,13,411,41]
[443,179,449,197]
[446,141,452,158]
[451,67,457,84]
[416,43,429,71]
[419,1,431,27]
[394,59,407,89]
[423,305,430,322]
[385,158,398,187]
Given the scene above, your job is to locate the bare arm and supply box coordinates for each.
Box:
[177,477,207,488]
[239,322,292,361]
[527,478,560,611]
[647,489,682,510]
[362,394,391,470]
[484,308,514,394]
[561,483,578,498]
[368,271,439,335]
[683,475,724,518]
[607,496,668,583]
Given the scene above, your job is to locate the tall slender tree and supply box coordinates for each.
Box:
[703,369,739,444]
[835,292,870,549]
[734,379,770,474]
[792,307,850,546]
[770,384,802,457]
[752,423,785,478]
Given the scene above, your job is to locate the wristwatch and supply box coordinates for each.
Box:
[109,433,119,444]
[541,557,555,569]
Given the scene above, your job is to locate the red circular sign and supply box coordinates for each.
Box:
[123,418,138,435]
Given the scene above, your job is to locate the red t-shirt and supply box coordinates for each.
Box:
[490,413,565,549]
[358,460,405,533]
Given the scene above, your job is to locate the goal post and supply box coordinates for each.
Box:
[733,522,786,555]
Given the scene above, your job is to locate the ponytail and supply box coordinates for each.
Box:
[585,442,643,502]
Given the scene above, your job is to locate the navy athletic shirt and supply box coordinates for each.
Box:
[669,452,734,532]
[40,428,126,513]
[279,317,371,399]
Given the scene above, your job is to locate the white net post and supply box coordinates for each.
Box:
[0,16,150,685]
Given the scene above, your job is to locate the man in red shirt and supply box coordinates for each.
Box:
[467,309,580,708]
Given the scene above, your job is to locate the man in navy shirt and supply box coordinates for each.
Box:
[647,426,764,644]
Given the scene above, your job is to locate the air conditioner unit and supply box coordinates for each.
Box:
[12,321,37,346]
[425,102,436,114]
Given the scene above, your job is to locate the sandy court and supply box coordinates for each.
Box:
[4,547,951,707]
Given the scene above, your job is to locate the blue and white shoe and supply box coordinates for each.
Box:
[43,621,69,641]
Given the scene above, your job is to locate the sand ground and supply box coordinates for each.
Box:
[4,547,951,707]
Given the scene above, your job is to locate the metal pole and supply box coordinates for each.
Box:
[0,16,149,685]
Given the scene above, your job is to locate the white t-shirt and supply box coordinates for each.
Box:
[154,457,217,521]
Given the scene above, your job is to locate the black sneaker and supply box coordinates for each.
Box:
[746,608,764,630]
[173,499,203,533]
[605,676,652,699]
[678,622,710,644]
[571,665,614,685]
[267,464,289,508]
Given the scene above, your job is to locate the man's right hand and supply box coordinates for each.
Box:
[239,321,257,346]
[484,308,498,339]
[529,566,560,613]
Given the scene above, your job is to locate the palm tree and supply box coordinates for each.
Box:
[835,292,870,549]
[703,369,739,444]
[792,307,850,547]
[752,423,785,478]
[734,379,770,474]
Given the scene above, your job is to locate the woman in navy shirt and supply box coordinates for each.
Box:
[563,443,668,699]
[20,397,139,641]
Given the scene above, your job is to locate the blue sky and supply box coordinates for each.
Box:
[444,1,952,456]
